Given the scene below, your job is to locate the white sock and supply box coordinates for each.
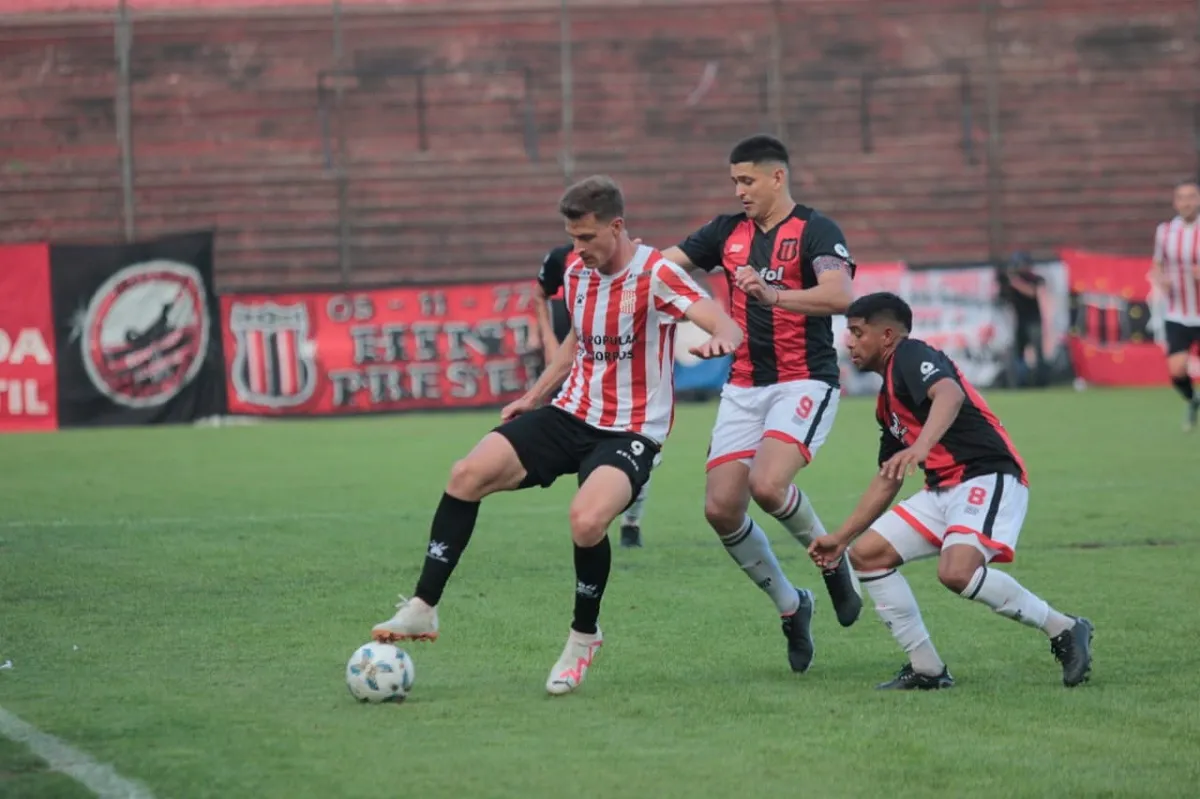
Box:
[720,515,800,615]
[859,568,945,676]
[769,485,826,547]
[623,477,650,526]
[961,566,1073,637]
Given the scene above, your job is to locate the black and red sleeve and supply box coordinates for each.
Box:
[801,213,856,278]
[893,339,955,405]
[677,214,738,273]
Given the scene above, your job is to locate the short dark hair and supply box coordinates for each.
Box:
[1176,178,1200,191]
[559,175,625,222]
[846,292,913,332]
[729,134,790,167]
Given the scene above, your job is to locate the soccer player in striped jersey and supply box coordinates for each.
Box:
[371,176,742,695]
[808,292,1093,690]
[658,134,861,674]
[534,242,658,548]
[1151,179,1200,430]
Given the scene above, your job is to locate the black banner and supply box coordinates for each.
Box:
[49,230,227,427]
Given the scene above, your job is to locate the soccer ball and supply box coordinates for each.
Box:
[345,642,415,703]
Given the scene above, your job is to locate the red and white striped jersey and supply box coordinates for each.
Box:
[1154,216,1200,324]
[552,245,709,444]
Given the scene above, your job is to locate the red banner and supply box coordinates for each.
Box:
[1060,249,1151,300]
[1060,249,1166,386]
[221,281,543,416]
[0,244,59,432]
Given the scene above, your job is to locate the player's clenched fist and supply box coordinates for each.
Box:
[807,534,848,570]
[735,265,778,306]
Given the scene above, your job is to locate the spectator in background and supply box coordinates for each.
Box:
[996,251,1049,387]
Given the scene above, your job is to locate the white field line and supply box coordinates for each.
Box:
[0,706,156,799]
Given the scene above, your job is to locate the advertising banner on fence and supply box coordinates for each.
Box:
[48,231,227,426]
[833,262,1020,395]
[1060,249,1169,386]
[0,244,58,432]
[221,280,543,416]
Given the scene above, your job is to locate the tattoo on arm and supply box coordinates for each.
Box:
[813,255,851,276]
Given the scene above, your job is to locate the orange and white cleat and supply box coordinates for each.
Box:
[371,595,439,643]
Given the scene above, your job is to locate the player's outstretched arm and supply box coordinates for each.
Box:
[502,330,578,422]
[683,298,744,359]
[880,378,965,480]
[528,329,576,403]
[809,472,903,568]
[912,378,964,448]
[659,245,697,271]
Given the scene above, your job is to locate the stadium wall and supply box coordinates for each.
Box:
[1,0,1196,290]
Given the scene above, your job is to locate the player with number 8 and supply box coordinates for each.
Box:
[808,292,1094,690]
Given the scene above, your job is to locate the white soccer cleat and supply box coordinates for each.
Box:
[545,627,603,696]
[371,595,439,643]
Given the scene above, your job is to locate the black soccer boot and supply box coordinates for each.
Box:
[822,556,863,627]
[1050,616,1094,687]
[780,588,815,673]
[619,524,643,548]
[1186,398,1200,432]
[876,663,955,691]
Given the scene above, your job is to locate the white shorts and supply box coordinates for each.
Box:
[706,380,840,471]
[871,473,1028,564]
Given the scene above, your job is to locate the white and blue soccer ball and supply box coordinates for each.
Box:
[346,642,415,703]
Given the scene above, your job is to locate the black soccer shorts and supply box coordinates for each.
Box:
[1165,320,1200,356]
[493,406,659,499]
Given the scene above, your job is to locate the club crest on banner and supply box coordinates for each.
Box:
[228,301,317,408]
[77,260,209,409]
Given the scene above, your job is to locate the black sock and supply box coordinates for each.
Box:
[414,492,480,606]
[572,536,611,635]
[1172,375,1195,402]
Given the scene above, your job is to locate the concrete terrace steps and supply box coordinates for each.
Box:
[3,0,1196,284]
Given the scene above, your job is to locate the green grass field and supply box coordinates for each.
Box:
[1,387,1197,798]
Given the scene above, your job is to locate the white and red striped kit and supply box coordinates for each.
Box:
[1154,216,1200,325]
[551,245,708,444]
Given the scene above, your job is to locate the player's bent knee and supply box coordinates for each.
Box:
[446,435,524,500]
[568,503,612,547]
[703,495,744,535]
[936,545,986,594]
[446,457,496,501]
[937,563,976,595]
[849,531,902,573]
[746,471,789,514]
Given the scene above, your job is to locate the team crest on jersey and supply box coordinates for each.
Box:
[229,301,318,408]
[775,238,799,262]
[619,289,637,314]
[888,412,909,441]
